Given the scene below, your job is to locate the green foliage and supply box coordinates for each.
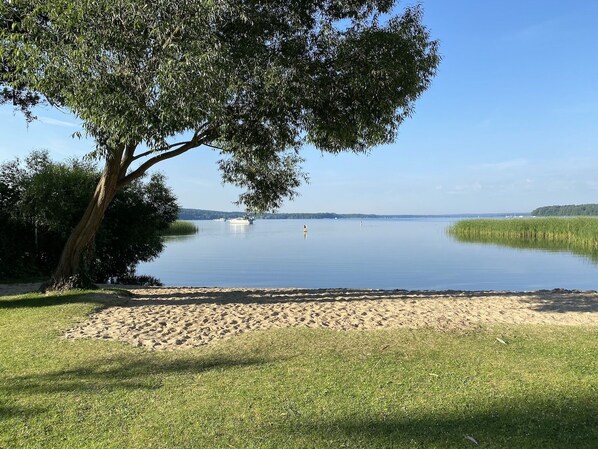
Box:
[532,204,598,216]
[177,208,461,220]
[92,172,179,281]
[1,291,597,448]
[0,154,49,279]
[0,1,41,121]
[0,151,178,282]
[448,218,598,262]
[162,220,198,236]
[1,0,440,212]
[18,152,99,239]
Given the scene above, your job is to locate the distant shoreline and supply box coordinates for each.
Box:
[179,208,531,221]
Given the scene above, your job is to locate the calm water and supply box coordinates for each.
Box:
[137,218,598,290]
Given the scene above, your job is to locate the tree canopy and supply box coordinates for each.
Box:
[0,0,440,288]
[2,0,439,209]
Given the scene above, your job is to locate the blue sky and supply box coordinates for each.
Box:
[1,0,597,214]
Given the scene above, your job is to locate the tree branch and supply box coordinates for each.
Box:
[117,142,196,187]
[202,142,225,152]
[119,142,138,178]
[130,122,211,162]
[131,140,190,162]
[117,127,215,188]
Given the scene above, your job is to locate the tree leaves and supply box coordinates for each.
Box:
[219,150,307,212]
[1,0,439,212]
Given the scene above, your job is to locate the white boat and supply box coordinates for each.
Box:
[229,217,254,225]
[213,218,226,222]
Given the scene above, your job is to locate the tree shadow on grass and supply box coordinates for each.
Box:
[0,290,129,309]
[0,404,47,422]
[277,398,598,448]
[1,351,273,397]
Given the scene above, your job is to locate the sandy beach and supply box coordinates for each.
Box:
[2,284,597,350]
[27,286,591,350]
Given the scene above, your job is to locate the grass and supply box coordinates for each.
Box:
[449,217,598,247]
[1,290,597,448]
[161,220,198,236]
[448,217,598,262]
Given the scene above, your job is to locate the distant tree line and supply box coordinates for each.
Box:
[179,208,383,220]
[0,151,178,283]
[259,213,380,220]
[532,204,598,216]
[179,208,513,221]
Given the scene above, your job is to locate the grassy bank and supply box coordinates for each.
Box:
[161,220,198,236]
[1,290,597,448]
[449,217,598,250]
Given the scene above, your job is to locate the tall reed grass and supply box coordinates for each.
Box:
[448,217,598,252]
[162,220,198,236]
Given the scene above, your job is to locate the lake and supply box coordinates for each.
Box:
[137,218,598,290]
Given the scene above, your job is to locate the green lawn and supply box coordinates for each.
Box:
[1,291,597,448]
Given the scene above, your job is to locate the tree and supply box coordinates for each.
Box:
[0,151,178,282]
[1,0,440,290]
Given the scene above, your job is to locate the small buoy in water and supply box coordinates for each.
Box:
[303,224,308,232]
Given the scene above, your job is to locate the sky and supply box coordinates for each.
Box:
[1,0,597,215]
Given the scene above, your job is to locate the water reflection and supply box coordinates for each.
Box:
[229,223,253,234]
[450,233,598,264]
[163,234,196,242]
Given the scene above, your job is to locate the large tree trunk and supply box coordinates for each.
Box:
[40,132,207,292]
[44,149,124,291]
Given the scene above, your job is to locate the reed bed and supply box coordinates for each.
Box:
[161,220,198,236]
[448,217,598,250]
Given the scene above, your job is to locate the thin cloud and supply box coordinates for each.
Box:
[472,159,527,171]
[447,182,482,195]
[501,18,561,43]
[38,116,80,128]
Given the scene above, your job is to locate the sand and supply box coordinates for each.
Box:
[2,283,597,350]
[47,286,596,350]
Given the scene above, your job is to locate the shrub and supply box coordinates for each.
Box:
[0,151,178,282]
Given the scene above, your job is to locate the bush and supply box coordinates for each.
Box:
[0,151,178,282]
